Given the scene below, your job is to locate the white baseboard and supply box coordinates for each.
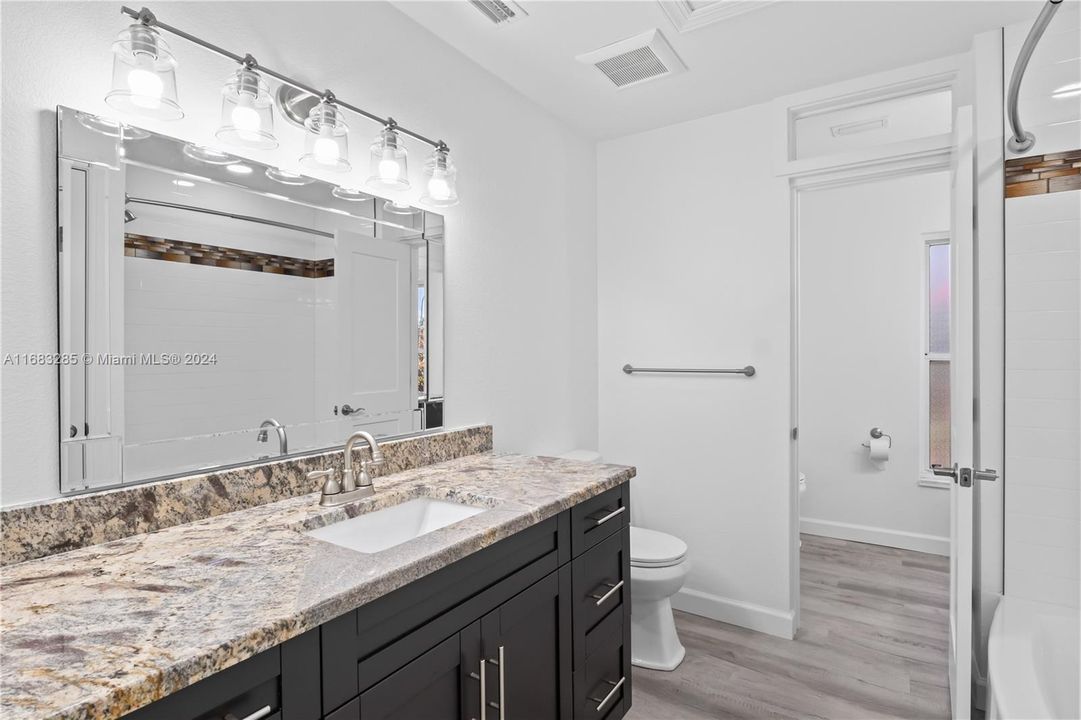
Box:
[800,516,949,556]
[672,587,796,639]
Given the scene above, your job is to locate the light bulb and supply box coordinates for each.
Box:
[313,136,340,165]
[379,153,400,180]
[231,102,261,133]
[127,66,164,109]
[427,173,451,201]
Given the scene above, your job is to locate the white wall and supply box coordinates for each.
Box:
[0,1,598,505]
[597,102,795,637]
[1002,3,1080,610]
[798,171,952,555]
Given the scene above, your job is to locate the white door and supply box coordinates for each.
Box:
[947,105,978,720]
[335,229,414,433]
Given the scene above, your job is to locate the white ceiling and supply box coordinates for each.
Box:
[394,0,1038,139]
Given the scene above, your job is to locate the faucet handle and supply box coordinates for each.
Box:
[308,469,340,497]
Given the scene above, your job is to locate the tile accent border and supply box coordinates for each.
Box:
[0,425,492,566]
[1005,149,1081,198]
[125,233,335,278]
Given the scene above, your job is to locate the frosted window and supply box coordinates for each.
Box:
[929,360,951,469]
[928,244,950,354]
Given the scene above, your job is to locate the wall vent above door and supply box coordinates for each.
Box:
[576,29,687,90]
[469,0,528,26]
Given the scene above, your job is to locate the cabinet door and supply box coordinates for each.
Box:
[480,568,573,720]
[357,633,463,720]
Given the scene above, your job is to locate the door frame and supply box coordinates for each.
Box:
[783,147,953,632]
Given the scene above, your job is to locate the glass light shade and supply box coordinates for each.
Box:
[75,111,150,140]
[266,167,315,186]
[383,200,420,216]
[215,67,277,149]
[366,127,410,190]
[420,148,459,207]
[182,143,238,165]
[105,24,183,120]
[299,101,350,172]
[331,186,370,201]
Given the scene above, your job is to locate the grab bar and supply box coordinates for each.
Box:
[1006,0,1063,153]
[622,364,755,377]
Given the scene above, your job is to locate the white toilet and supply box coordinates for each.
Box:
[557,450,690,672]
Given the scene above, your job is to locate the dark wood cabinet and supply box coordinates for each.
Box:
[480,568,573,719]
[122,483,631,720]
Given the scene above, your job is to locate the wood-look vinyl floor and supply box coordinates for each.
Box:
[626,535,951,720]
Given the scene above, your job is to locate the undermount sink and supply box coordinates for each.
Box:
[306,497,486,554]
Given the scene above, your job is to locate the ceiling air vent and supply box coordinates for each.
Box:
[469,0,528,26]
[576,29,686,90]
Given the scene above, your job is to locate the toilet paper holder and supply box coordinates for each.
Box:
[862,427,892,448]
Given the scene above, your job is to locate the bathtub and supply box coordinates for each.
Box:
[988,596,1080,720]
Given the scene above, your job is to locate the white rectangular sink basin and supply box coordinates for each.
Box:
[306,498,485,554]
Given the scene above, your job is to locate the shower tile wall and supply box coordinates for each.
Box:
[1002,1,1081,609]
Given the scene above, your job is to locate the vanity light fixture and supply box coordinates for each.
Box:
[366,123,410,191]
[108,6,460,204]
[331,186,370,201]
[420,145,459,208]
[300,99,350,172]
[216,63,278,149]
[105,21,182,119]
[75,111,150,140]
[265,167,315,186]
[182,143,238,165]
[383,200,420,216]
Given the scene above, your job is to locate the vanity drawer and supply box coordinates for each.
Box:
[572,527,628,636]
[570,484,628,557]
[574,607,629,720]
[122,644,282,720]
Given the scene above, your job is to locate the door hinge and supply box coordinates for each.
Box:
[791,427,799,440]
[57,227,63,252]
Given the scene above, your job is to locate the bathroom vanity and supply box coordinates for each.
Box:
[0,448,634,720]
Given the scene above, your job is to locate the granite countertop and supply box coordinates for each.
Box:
[0,453,635,720]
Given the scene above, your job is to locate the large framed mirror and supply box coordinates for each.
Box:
[56,106,445,493]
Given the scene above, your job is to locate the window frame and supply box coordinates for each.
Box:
[919,230,952,489]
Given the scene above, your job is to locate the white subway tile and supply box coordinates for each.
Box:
[1006,456,1081,490]
[1007,369,1080,400]
[1006,427,1081,460]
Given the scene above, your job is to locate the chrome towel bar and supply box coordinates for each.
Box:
[622,364,755,377]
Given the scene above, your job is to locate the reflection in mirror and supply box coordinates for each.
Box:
[57,106,445,493]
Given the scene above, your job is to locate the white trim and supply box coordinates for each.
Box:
[657,0,778,33]
[920,231,953,481]
[801,517,950,556]
[773,55,961,172]
[672,587,796,639]
[918,474,953,490]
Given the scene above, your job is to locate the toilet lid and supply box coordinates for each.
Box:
[630,526,687,567]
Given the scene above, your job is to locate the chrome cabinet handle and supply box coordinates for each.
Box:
[589,677,625,714]
[469,658,487,720]
[590,580,624,607]
[590,506,625,527]
[485,646,506,720]
[223,706,272,720]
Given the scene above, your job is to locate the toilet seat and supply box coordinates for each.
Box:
[630,526,687,568]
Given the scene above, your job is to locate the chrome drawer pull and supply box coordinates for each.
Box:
[470,658,487,720]
[589,677,626,713]
[590,580,624,607]
[223,706,272,720]
[590,506,625,527]
[497,645,506,720]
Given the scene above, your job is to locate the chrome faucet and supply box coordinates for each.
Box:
[256,418,288,455]
[314,430,385,506]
